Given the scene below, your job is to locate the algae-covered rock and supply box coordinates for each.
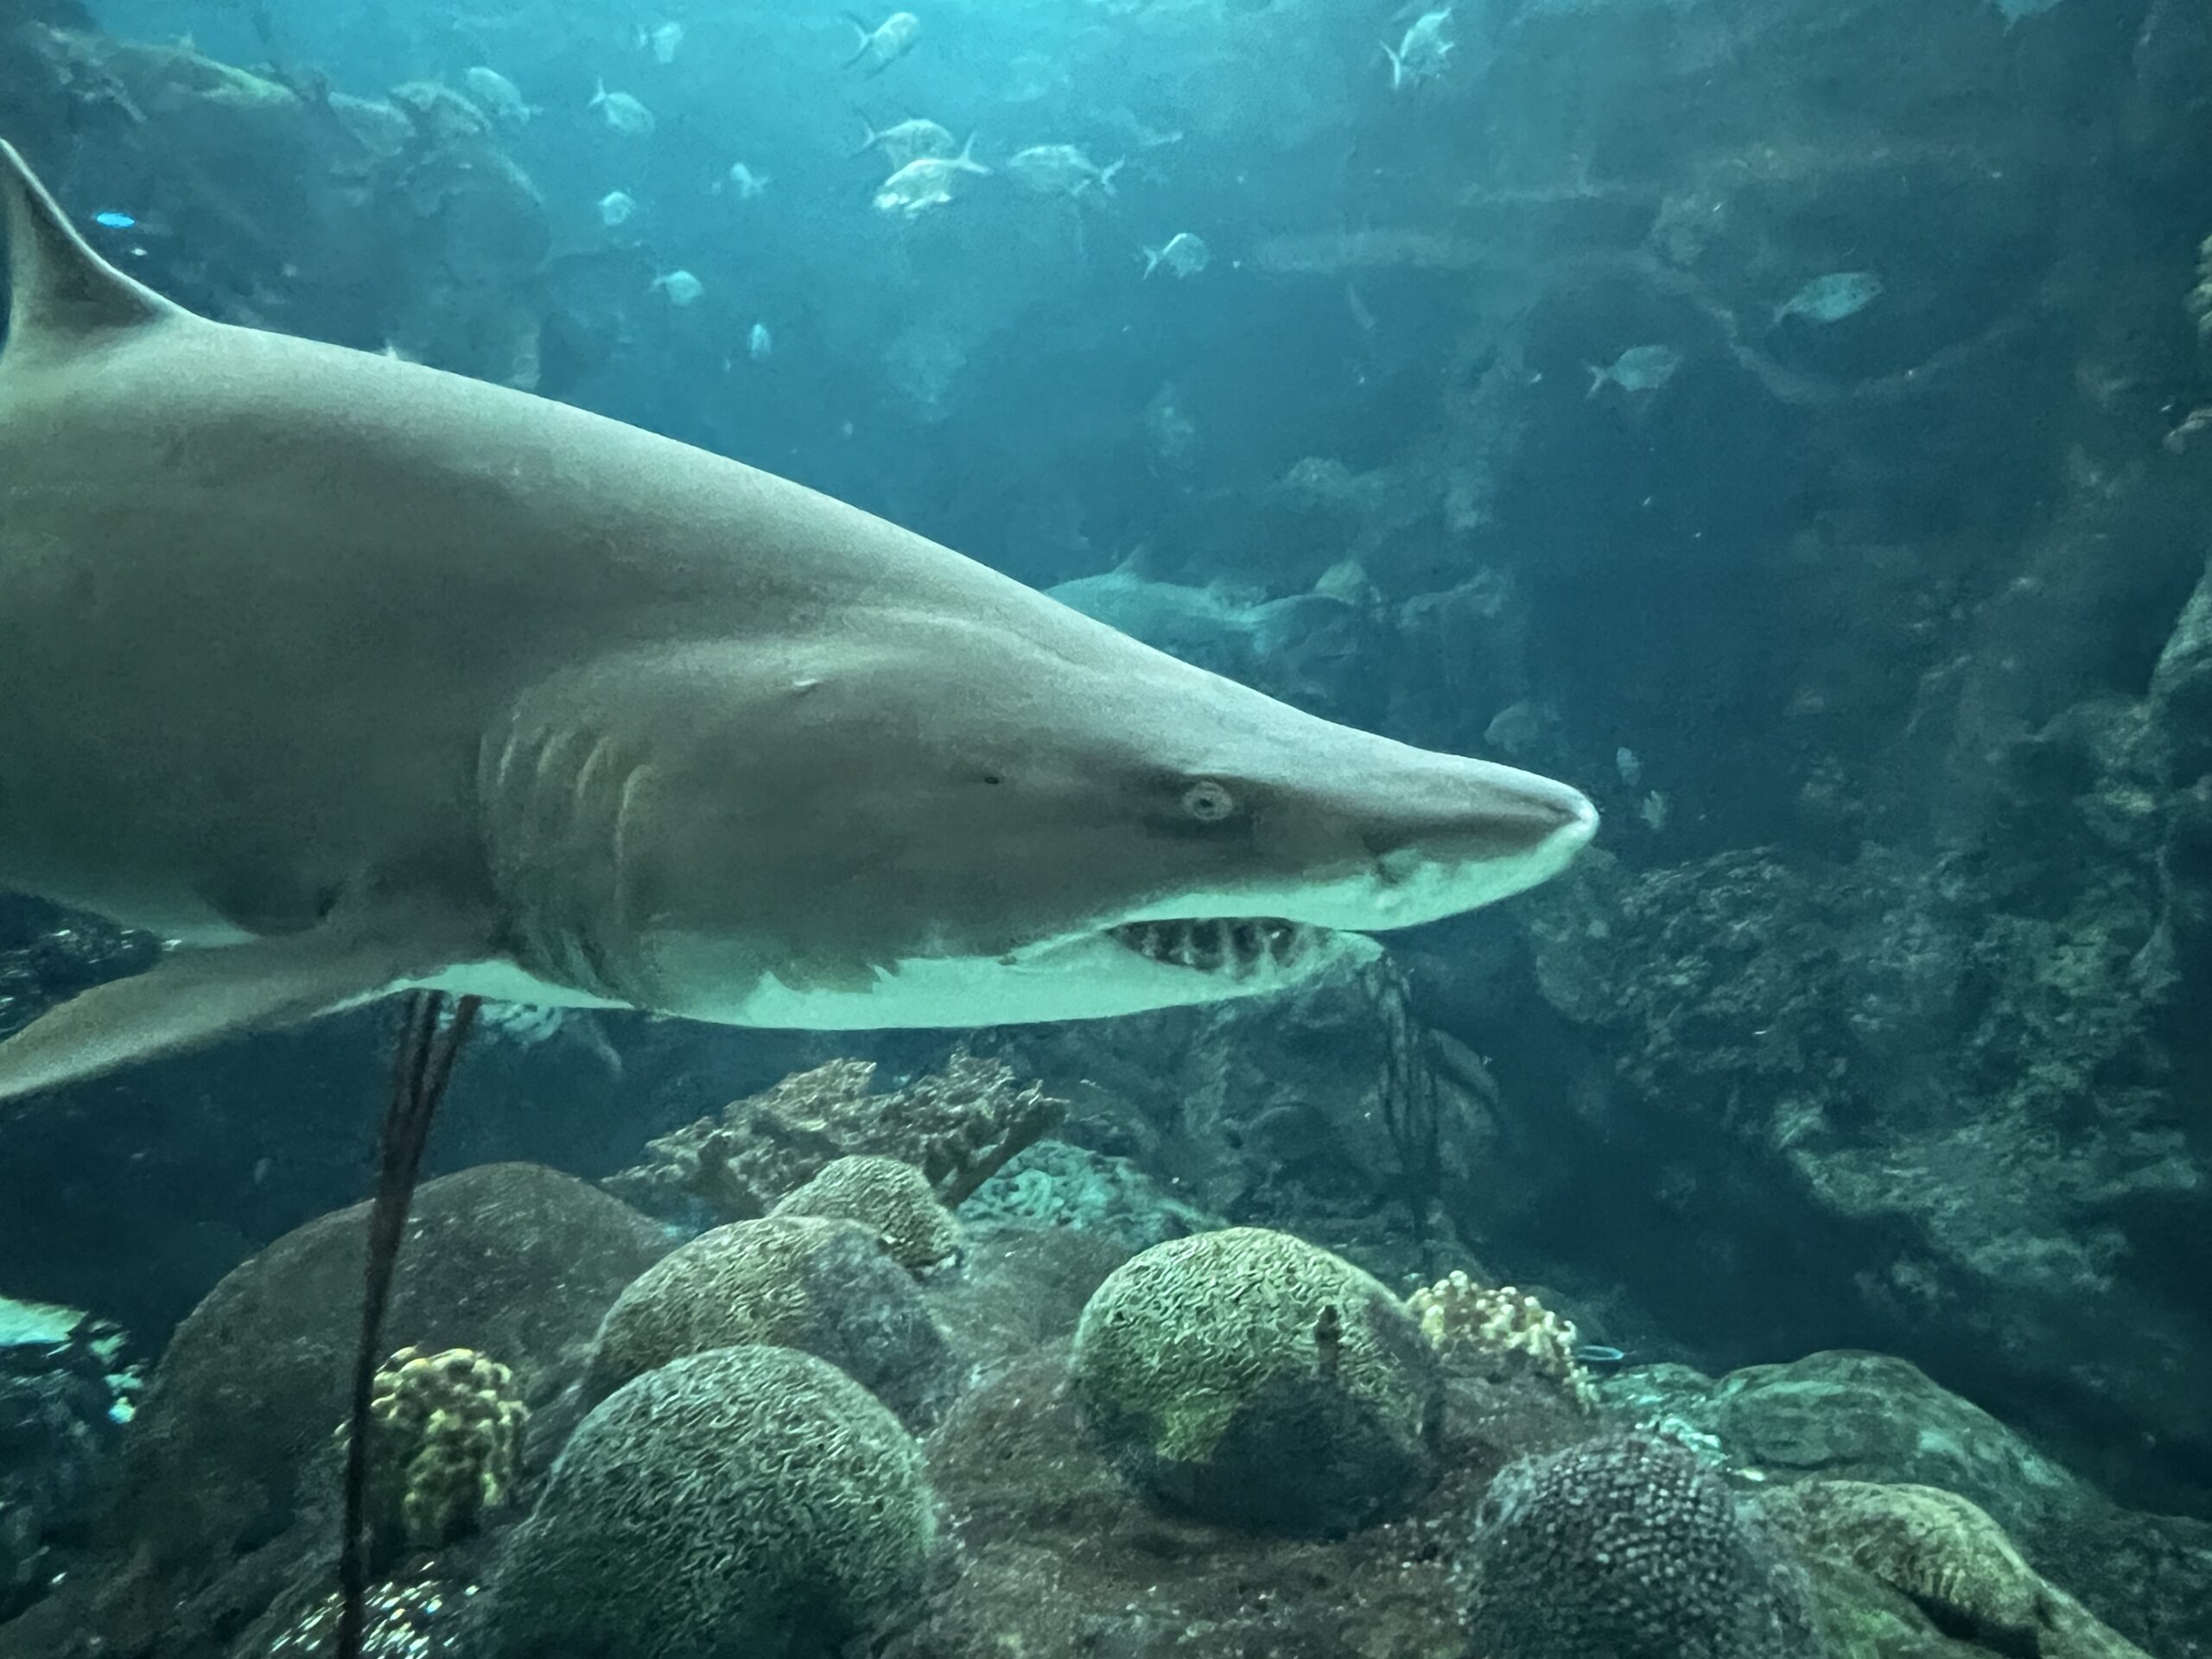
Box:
[582,1214,956,1425]
[486,1345,936,1659]
[1069,1226,1440,1535]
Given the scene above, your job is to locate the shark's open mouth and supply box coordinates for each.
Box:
[1106,917,1332,976]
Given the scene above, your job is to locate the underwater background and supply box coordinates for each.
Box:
[2,0,2211,1653]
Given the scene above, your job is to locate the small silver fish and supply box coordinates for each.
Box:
[844,10,922,75]
[1773,270,1884,325]
[748,321,773,362]
[1142,232,1210,279]
[1382,7,1453,91]
[463,66,534,126]
[652,270,703,305]
[1006,143,1122,198]
[722,162,771,200]
[639,20,684,63]
[590,79,657,137]
[874,137,988,219]
[855,116,957,171]
[597,189,639,227]
[1587,344,1683,396]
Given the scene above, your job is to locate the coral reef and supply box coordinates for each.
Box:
[1768,1481,2054,1649]
[257,1578,477,1659]
[1462,1431,1816,1659]
[958,1140,1220,1251]
[2190,233,2212,359]
[582,1214,956,1426]
[771,1154,960,1271]
[1610,1351,2212,1658]
[1765,1481,2157,1659]
[0,1308,131,1622]
[1068,1227,1440,1535]
[0,1164,665,1659]
[356,1346,526,1554]
[486,1345,936,1659]
[1408,1271,1596,1409]
[603,1052,1064,1228]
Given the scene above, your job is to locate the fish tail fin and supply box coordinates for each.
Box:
[1381,41,1404,88]
[0,138,182,366]
[1585,365,1607,397]
[589,75,607,106]
[1100,157,1125,196]
[957,131,988,172]
[847,116,881,157]
[1142,245,1162,277]
[841,15,874,66]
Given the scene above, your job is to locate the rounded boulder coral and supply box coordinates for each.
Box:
[486,1345,936,1658]
[771,1154,959,1270]
[1069,1225,1440,1535]
[1465,1431,1815,1659]
[582,1214,955,1424]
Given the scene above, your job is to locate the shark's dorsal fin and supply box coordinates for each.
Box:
[0,138,184,353]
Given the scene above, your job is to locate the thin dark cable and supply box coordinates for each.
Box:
[335,990,480,1659]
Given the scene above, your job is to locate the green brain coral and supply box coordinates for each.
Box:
[1770,1480,2056,1648]
[487,1344,936,1658]
[581,1213,954,1423]
[1069,1225,1440,1535]
[771,1154,960,1269]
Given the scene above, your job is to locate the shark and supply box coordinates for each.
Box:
[0,137,1597,1105]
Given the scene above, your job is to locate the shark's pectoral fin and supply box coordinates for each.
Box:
[0,910,491,1104]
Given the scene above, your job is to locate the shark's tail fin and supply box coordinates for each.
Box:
[0,139,181,365]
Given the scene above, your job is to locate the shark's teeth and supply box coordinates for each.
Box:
[1108,917,1317,976]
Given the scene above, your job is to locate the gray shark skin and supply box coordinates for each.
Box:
[0,137,1597,1103]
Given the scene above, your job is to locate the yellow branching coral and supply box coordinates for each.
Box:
[1407,1270,1595,1408]
[357,1345,528,1550]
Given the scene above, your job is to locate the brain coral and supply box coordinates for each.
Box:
[1069,1225,1440,1535]
[581,1214,954,1424]
[486,1345,936,1659]
[771,1154,960,1270]
[1464,1432,1815,1659]
[1766,1479,2056,1649]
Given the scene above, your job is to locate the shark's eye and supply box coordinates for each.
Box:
[1181,780,1237,823]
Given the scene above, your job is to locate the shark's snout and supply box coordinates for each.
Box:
[1364,770,1599,864]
